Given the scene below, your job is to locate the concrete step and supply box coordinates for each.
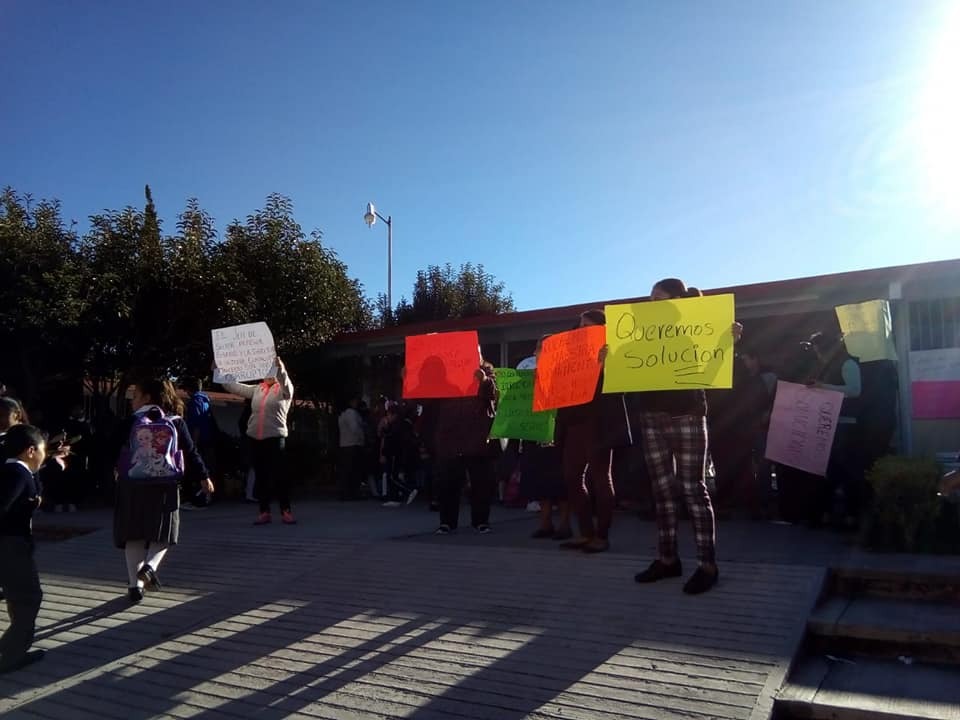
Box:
[775,654,960,720]
[829,563,960,602]
[806,596,960,664]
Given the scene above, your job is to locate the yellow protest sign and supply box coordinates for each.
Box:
[835,299,897,363]
[602,294,735,393]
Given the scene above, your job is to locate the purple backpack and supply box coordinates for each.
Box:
[118,409,184,484]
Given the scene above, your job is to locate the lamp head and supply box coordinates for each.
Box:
[364,202,376,227]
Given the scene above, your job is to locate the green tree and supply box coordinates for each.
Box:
[0,188,85,405]
[390,262,515,325]
[214,194,372,399]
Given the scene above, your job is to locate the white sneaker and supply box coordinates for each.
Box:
[405,489,419,506]
[525,501,541,512]
[382,501,402,508]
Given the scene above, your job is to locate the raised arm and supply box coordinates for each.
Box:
[277,357,294,401]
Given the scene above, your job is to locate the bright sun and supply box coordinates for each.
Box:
[914,3,960,224]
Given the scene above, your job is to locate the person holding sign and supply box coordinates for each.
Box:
[423,361,499,535]
[805,331,863,526]
[218,356,296,526]
[556,311,632,554]
[513,338,570,540]
[633,279,719,595]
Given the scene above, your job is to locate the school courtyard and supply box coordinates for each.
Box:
[3,501,956,720]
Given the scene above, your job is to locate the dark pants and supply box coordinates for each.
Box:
[562,425,616,540]
[437,455,495,529]
[337,446,364,500]
[251,437,289,513]
[0,536,42,669]
[710,429,756,512]
[823,423,864,519]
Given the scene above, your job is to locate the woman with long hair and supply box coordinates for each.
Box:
[113,374,212,603]
[633,279,719,594]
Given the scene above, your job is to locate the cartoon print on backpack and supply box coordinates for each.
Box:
[120,411,184,483]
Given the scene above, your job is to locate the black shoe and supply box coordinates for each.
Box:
[683,566,719,595]
[531,527,555,539]
[552,528,574,541]
[634,559,683,584]
[137,564,161,591]
[128,586,144,603]
[0,649,46,674]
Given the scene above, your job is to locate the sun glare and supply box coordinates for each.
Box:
[914,3,960,224]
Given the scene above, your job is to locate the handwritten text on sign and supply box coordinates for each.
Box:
[490,369,556,442]
[402,331,481,399]
[602,294,735,393]
[764,381,843,477]
[533,325,605,411]
[211,322,276,383]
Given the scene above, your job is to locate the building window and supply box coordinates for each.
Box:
[909,297,960,351]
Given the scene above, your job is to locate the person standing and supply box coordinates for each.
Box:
[557,311,630,554]
[806,331,863,526]
[337,397,366,501]
[429,363,499,534]
[182,378,216,509]
[219,356,296,525]
[0,424,47,673]
[114,375,213,603]
[633,279,719,595]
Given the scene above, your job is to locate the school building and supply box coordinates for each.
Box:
[328,258,960,458]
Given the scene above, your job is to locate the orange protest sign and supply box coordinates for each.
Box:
[402,330,482,399]
[533,325,606,411]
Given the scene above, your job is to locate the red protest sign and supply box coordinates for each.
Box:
[403,331,482,399]
[533,325,605,411]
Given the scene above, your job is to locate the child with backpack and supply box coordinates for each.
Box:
[113,374,212,603]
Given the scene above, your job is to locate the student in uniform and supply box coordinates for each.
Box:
[0,424,48,673]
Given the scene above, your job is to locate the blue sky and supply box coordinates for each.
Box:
[2,1,958,311]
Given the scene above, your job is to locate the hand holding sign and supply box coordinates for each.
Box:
[212,322,277,383]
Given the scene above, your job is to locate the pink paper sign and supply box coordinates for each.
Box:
[765,381,844,477]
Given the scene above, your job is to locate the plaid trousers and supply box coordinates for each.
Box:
[641,412,716,564]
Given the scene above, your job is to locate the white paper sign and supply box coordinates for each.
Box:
[212,322,276,383]
[765,381,845,477]
[908,347,960,382]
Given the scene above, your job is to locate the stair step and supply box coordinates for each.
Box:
[776,654,960,719]
[810,596,960,645]
[830,564,960,602]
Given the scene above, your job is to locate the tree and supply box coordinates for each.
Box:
[2,185,373,413]
[0,188,86,405]
[389,262,515,325]
[214,194,372,399]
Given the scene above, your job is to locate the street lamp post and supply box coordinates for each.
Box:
[363,202,393,311]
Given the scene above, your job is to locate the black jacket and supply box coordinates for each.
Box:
[0,461,41,538]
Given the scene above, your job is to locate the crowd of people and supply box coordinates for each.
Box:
[329,277,887,594]
[0,275,898,674]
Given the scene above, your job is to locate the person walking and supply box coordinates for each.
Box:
[0,424,48,673]
[114,375,213,603]
[219,356,296,525]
